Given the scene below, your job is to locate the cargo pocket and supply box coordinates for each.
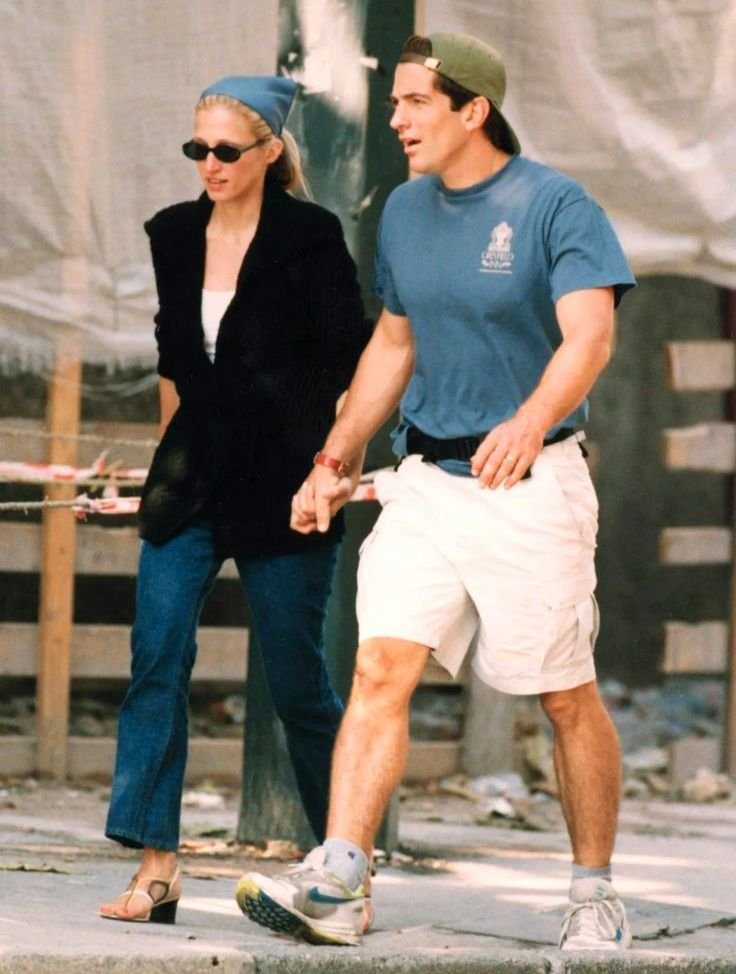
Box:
[545,451,599,549]
[543,592,599,677]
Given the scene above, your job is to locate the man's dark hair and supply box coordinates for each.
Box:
[400,35,506,150]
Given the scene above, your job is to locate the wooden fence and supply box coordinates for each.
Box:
[0,417,477,785]
[660,333,736,775]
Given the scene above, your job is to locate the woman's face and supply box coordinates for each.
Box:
[192,104,281,204]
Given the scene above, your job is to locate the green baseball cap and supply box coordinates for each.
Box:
[398,32,521,155]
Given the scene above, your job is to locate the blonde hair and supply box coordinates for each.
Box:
[196,93,310,197]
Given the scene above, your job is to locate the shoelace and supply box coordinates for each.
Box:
[285,848,326,877]
[562,898,620,944]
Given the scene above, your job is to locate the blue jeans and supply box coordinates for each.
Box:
[105,522,342,851]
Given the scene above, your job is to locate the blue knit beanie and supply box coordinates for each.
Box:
[199,76,297,134]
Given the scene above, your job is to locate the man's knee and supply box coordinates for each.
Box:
[351,637,428,709]
[540,679,600,728]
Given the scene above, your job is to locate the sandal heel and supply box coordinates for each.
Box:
[149,898,178,924]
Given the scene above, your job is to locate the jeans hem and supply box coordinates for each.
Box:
[105,827,179,852]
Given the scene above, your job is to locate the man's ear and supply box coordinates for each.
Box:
[463,96,491,132]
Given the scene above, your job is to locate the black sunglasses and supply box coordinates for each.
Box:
[181,138,268,163]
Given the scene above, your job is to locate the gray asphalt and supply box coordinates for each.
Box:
[1,784,735,972]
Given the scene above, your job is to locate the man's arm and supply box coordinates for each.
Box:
[158,378,180,438]
[291,306,415,534]
[471,286,615,488]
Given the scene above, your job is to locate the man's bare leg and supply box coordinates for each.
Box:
[326,636,431,854]
[542,680,632,950]
[540,679,621,865]
[233,636,431,944]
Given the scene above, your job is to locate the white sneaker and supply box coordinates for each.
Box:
[559,878,632,950]
[235,847,366,946]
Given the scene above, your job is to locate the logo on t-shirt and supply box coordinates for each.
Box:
[480,222,514,274]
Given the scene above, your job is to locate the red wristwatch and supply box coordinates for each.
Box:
[313,452,349,477]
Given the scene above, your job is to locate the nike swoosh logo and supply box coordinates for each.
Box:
[308,886,352,905]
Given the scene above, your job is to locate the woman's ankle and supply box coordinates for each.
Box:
[139,848,177,877]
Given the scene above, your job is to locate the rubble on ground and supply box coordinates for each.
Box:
[680,768,732,803]
[0,676,732,813]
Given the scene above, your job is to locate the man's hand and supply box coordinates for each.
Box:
[470,413,545,489]
[291,463,360,534]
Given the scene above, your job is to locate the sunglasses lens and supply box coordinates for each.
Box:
[212,145,241,163]
[182,141,255,162]
[182,140,207,161]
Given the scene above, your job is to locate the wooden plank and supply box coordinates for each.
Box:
[659,526,731,565]
[663,423,735,473]
[0,419,158,468]
[0,523,238,579]
[66,737,244,785]
[0,736,243,784]
[36,345,82,779]
[665,340,735,391]
[661,621,728,674]
[0,735,451,785]
[0,736,36,777]
[0,623,248,681]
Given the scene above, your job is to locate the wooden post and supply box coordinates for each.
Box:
[36,341,82,778]
[725,289,736,776]
[33,15,98,779]
[414,0,425,34]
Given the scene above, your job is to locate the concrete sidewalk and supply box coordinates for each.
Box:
[1,783,735,972]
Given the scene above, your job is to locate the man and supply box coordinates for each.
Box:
[236,31,636,951]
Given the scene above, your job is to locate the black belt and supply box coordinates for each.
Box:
[404,425,580,469]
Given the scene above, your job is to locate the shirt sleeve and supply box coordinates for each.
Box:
[547,196,636,308]
[373,213,406,316]
[143,223,177,380]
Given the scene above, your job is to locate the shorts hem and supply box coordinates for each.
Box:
[472,658,596,696]
[357,627,466,677]
[358,627,434,651]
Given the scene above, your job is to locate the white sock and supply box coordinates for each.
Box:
[570,863,612,899]
[322,838,368,892]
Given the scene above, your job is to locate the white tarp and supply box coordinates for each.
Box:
[0,0,279,370]
[424,0,736,288]
[1,1,735,370]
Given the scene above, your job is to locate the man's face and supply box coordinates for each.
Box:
[389,62,470,175]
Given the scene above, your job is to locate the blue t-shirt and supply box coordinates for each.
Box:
[374,156,636,462]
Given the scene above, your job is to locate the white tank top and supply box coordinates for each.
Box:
[201,289,235,360]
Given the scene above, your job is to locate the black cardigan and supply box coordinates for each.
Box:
[138,179,371,558]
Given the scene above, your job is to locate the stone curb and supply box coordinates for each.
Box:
[2,951,735,974]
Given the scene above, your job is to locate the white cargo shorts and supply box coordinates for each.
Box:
[356,434,599,695]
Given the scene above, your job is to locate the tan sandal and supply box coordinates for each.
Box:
[99,868,181,923]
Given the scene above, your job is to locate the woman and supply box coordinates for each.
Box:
[99,75,370,923]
